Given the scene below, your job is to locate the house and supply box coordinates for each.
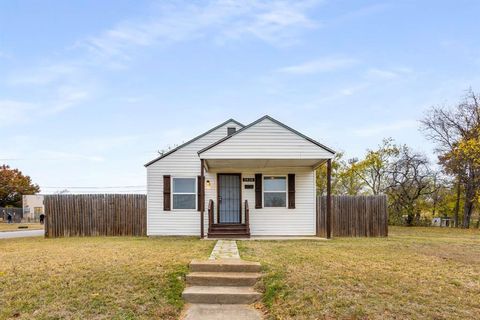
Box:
[145,115,335,238]
[22,194,44,221]
[432,217,454,227]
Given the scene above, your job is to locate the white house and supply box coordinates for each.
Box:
[22,194,44,221]
[145,115,335,238]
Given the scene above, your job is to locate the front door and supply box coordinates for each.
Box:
[218,174,241,224]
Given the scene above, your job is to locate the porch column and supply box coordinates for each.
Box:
[326,159,332,239]
[200,159,205,239]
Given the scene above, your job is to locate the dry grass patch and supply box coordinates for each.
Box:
[238,227,480,320]
[0,237,213,319]
[0,223,44,232]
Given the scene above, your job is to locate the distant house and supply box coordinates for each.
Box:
[22,195,44,220]
[145,115,335,238]
[432,217,454,227]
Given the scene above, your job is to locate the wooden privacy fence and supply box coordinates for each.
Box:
[317,195,388,237]
[44,194,146,238]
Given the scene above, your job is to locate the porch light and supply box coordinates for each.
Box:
[205,180,211,189]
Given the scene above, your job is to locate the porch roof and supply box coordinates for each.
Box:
[203,158,327,170]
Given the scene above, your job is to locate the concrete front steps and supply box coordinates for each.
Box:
[182,259,262,305]
[208,224,250,238]
[186,271,261,286]
[189,259,262,273]
[183,286,261,304]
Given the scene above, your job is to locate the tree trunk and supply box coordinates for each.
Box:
[462,182,475,228]
[462,200,473,228]
[406,205,415,226]
[453,179,461,227]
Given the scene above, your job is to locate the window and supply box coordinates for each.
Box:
[227,127,236,136]
[264,176,287,207]
[172,178,196,209]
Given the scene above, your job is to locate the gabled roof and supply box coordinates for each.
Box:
[144,119,244,167]
[197,115,336,155]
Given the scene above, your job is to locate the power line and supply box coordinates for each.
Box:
[46,190,147,192]
[41,185,146,189]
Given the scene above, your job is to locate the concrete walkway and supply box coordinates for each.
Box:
[182,240,263,320]
[183,304,262,320]
[0,229,44,239]
[209,240,241,260]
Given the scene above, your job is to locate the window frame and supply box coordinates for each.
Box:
[262,175,288,208]
[171,176,197,211]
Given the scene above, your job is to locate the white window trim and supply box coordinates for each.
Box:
[171,176,197,211]
[263,175,288,208]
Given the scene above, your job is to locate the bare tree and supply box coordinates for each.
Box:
[386,146,435,226]
[421,89,480,228]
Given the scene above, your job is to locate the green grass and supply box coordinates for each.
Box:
[0,237,213,320]
[238,227,480,320]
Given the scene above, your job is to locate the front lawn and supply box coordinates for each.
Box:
[238,227,480,320]
[0,222,44,232]
[0,237,213,319]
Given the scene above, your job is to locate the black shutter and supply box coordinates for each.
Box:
[255,173,262,209]
[288,174,295,209]
[197,175,202,212]
[163,175,171,211]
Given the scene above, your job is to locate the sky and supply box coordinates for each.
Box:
[1,0,479,194]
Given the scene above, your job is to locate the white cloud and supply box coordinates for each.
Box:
[9,63,81,86]
[79,135,140,152]
[221,0,320,45]
[49,86,90,113]
[80,0,322,61]
[0,86,90,128]
[0,100,37,123]
[8,60,92,113]
[278,57,359,75]
[3,0,322,120]
[38,150,105,162]
[365,67,413,80]
[331,3,392,25]
[353,120,418,138]
[339,83,371,96]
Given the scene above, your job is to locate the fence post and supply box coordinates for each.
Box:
[326,159,332,239]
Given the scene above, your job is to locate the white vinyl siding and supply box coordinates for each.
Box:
[146,121,243,236]
[200,118,334,160]
[207,167,316,236]
[251,169,315,235]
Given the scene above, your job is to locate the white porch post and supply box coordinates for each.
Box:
[326,159,332,239]
[200,159,205,239]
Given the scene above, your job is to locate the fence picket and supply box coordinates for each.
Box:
[317,195,388,237]
[44,194,147,238]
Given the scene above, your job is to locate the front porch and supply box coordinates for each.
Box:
[199,158,333,239]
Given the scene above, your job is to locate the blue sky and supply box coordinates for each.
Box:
[1,0,479,194]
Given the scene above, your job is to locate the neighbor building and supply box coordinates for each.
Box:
[22,194,44,221]
[145,115,334,238]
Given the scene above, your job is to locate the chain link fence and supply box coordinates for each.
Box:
[0,207,25,223]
